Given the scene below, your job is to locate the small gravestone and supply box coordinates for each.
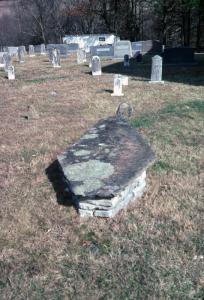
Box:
[150,55,164,83]
[4,54,12,72]
[57,113,155,218]
[48,48,54,62]
[7,65,15,80]
[111,75,124,96]
[77,49,84,64]
[18,47,25,63]
[91,56,102,76]
[52,49,61,68]
[89,57,92,68]
[124,54,130,67]
[29,45,35,57]
[40,44,46,55]
[116,102,133,121]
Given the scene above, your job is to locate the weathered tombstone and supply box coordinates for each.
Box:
[66,43,79,53]
[40,44,46,55]
[116,102,133,121]
[18,47,25,63]
[52,49,61,68]
[19,46,26,55]
[4,54,12,72]
[89,57,92,68]
[114,41,132,59]
[150,55,164,83]
[57,113,155,218]
[77,49,85,64]
[91,56,102,76]
[48,48,54,62]
[111,75,124,96]
[124,54,130,67]
[0,52,7,67]
[7,47,18,57]
[7,65,15,80]
[29,45,35,57]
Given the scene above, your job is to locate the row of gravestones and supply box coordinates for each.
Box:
[88,54,164,96]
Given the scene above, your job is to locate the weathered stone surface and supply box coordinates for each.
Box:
[58,117,155,217]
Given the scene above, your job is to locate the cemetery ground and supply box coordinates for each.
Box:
[0,53,204,299]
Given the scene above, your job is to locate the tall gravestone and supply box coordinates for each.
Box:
[4,54,12,72]
[52,49,61,68]
[150,55,164,83]
[77,49,84,64]
[40,44,46,55]
[48,48,54,62]
[91,56,102,76]
[111,75,124,96]
[7,65,15,80]
[29,45,35,57]
[18,48,25,63]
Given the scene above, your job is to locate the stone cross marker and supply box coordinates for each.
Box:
[18,48,25,63]
[124,54,130,67]
[91,56,102,76]
[29,45,35,57]
[111,74,124,96]
[7,65,15,80]
[150,55,164,83]
[52,49,61,68]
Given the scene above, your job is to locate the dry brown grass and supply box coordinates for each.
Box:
[0,54,204,299]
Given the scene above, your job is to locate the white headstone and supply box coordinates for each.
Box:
[4,54,12,72]
[111,75,124,96]
[122,75,128,86]
[41,44,46,55]
[52,49,61,68]
[77,49,86,64]
[29,45,35,57]
[18,48,25,63]
[150,55,164,83]
[91,56,102,76]
[7,65,15,80]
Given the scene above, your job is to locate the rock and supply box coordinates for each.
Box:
[58,117,155,218]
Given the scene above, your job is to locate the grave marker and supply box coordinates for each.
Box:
[114,41,132,59]
[52,49,61,68]
[29,45,35,57]
[91,56,102,76]
[18,47,25,63]
[7,65,15,80]
[111,75,124,96]
[150,55,164,83]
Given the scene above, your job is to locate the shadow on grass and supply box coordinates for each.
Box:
[102,55,204,86]
[46,160,76,208]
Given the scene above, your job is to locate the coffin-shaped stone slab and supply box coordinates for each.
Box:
[58,117,155,217]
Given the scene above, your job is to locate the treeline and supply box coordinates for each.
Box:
[1,0,204,48]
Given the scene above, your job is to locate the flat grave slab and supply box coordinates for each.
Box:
[58,117,155,217]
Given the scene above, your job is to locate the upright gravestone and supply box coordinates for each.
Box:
[52,49,61,68]
[48,48,54,62]
[77,49,84,64]
[40,44,46,55]
[29,45,35,57]
[91,56,102,76]
[114,41,133,59]
[111,75,124,96]
[150,55,164,83]
[18,47,25,63]
[124,54,130,67]
[4,54,12,72]
[7,65,15,80]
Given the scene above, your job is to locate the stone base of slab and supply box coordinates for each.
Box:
[92,72,102,76]
[78,171,146,218]
[111,93,124,97]
[149,80,164,84]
